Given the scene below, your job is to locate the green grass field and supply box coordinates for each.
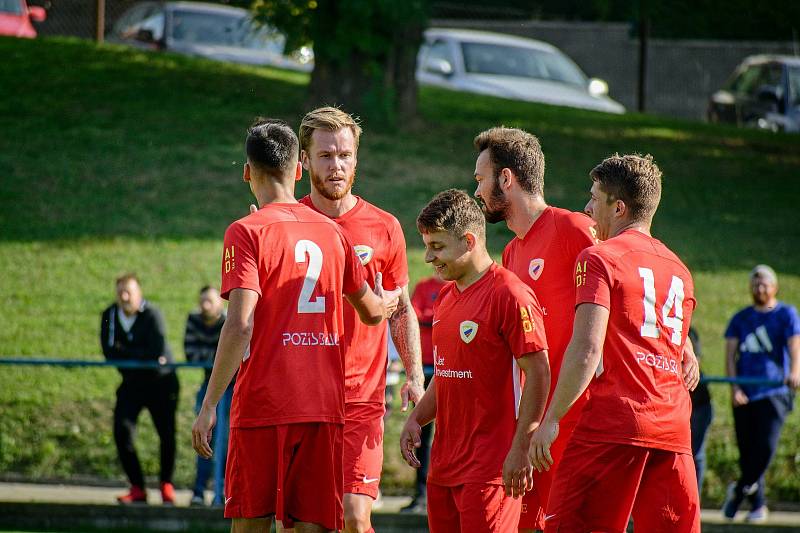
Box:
[1,36,799,504]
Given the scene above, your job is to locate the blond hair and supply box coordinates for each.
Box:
[299,106,362,153]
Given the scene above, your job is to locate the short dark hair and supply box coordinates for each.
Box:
[246,118,299,179]
[199,285,218,295]
[590,153,662,223]
[417,189,485,240]
[474,127,545,196]
[115,273,139,286]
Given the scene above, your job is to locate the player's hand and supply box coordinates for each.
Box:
[400,377,425,412]
[529,418,559,472]
[731,385,749,407]
[249,204,258,214]
[502,442,534,499]
[399,416,422,468]
[681,343,700,392]
[373,272,401,320]
[191,404,216,459]
[786,368,800,390]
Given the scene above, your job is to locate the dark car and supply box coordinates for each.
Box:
[108,1,312,72]
[708,55,800,133]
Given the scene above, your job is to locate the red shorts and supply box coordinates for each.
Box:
[343,401,385,499]
[544,439,700,533]
[224,423,344,531]
[428,481,521,533]
[518,420,577,530]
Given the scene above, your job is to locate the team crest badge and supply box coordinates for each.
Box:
[459,321,478,344]
[528,258,545,281]
[354,245,374,266]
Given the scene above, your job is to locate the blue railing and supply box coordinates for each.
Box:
[0,357,786,386]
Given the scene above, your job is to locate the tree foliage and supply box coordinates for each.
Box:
[252,0,430,127]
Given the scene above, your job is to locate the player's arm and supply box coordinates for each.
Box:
[389,285,425,410]
[503,350,549,498]
[725,336,748,407]
[192,288,258,459]
[787,335,800,389]
[529,302,608,472]
[345,272,401,325]
[400,378,437,468]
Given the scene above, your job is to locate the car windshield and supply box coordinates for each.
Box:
[0,0,22,15]
[170,9,283,52]
[461,41,587,87]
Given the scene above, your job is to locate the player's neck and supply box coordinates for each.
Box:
[455,254,494,292]
[610,220,651,239]
[309,189,358,218]
[754,298,778,312]
[508,195,548,239]
[254,181,297,206]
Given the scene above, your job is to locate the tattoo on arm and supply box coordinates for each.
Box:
[389,287,423,383]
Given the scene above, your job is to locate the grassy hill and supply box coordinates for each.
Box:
[1,36,799,503]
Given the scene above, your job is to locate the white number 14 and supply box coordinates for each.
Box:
[638,267,685,345]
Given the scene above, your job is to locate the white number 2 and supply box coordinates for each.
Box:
[295,240,325,314]
[638,267,685,345]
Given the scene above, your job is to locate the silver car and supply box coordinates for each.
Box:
[417,28,624,114]
[108,1,313,72]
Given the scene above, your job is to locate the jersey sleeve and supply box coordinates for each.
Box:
[724,312,741,340]
[381,216,410,290]
[220,221,261,300]
[575,247,613,309]
[339,228,368,296]
[497,279,548,359]
[784,305,800,338]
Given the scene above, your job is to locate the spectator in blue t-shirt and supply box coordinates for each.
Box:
[722,265,800,522]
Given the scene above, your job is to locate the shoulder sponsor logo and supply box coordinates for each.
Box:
[528,258,545,281]
[459,321,478,344]
[354,245,374,266]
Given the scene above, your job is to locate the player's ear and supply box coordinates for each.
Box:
[615,199,626,217]
[500,167,514,191]
[243,161,251,183]
[300,150,310,171]
[464,232,477,251]
[294,161,302,182]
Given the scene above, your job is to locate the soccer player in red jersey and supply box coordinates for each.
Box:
[530,154,701,533]
[400,189,551,533]
[297,107,425,533]
[191,119,400,533]
[472,126,597,532]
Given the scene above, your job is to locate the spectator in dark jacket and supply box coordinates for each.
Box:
[185,285,229,506]
[100,273,179,505]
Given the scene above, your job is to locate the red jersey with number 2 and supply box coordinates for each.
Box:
[220,203,366,428]
[573,229,695,454]
[429,264,548,486]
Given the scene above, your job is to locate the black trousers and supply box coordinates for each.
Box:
[732,393,792,509]
[414,367,435,497]
[113,373,179,487]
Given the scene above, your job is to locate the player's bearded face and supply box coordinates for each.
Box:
[308,162,356,201]
[480,174,511,224]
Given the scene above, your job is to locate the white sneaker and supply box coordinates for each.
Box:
[746,506,768,523]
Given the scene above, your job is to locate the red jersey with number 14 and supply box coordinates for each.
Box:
[429,264,547,486]
[300,195,409,404]
[573,229,695,453]
[220,203,366,428]
[502,206,596,425]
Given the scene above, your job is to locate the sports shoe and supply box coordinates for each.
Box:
[722,482,742,520]
[117,485,147,505]
[190,494,205,507]
[160,482,176,505]
[746,506,769,523]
